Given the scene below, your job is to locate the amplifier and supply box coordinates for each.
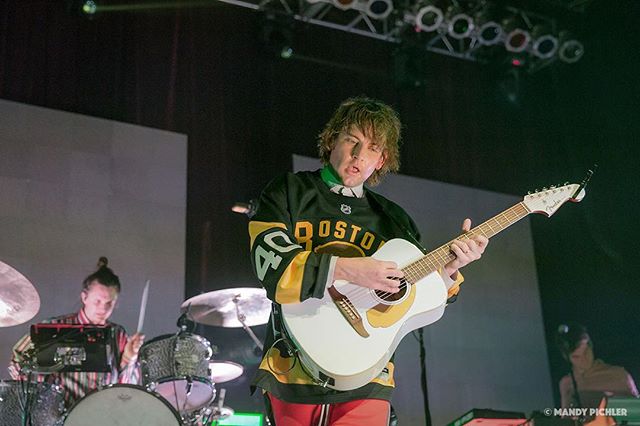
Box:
[448,408,527,426]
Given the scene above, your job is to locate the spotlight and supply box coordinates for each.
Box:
[332,0,357,11]
[231,200,257,217]
[446,5,474,40]
[262,20,295,60]
[558,31,584,63]
[365,0,393,20]
[502,16,530,53]
[415,3,443,32]
[531,25,558,59]
[474,9,502,46]
[82,0,97,14]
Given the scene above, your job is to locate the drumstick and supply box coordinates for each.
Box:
[136,280,150,334]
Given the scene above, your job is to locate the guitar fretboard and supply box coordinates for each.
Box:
[402,202,531,284]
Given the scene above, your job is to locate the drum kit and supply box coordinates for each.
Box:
[0,260,272,426]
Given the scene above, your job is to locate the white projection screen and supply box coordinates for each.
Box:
[0,99,187,375]
[293,154,553,425]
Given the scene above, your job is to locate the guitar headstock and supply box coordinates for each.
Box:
[523,183,585,217]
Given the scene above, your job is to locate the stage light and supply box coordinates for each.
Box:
[231,200,257,217]
[365,0,393,20]
[415,2,443,32]
[331,0,357,11]
[446,5,474,39]
[558,31,584,63]
[531,25,559,59]
[502,16,530,53]
[82,0,97,14]
[280,46,294,59]
[474,9,502,46]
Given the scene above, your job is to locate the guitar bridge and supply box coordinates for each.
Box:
[327,286,369,338]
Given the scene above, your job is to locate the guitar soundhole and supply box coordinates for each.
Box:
[373,278,409,304]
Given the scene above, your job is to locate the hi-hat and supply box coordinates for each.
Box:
[209,360,244,383]
[181,287,271,328]
[0,261,40,327]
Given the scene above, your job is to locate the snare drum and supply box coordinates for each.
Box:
[63,384,182,426]
[139,333,215,412]
[0,380,65,426]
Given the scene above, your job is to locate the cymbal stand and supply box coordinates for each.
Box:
[233,296,263,351]
[199,387,226,425]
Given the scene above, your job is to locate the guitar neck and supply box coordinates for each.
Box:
[403,202,531,283]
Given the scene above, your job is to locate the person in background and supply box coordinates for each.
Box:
[556,322,638,410]
[8,257,145,406]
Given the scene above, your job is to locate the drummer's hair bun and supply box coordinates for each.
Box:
[82,256,121,293]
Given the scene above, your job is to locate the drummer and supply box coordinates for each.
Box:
[8,257,145,406]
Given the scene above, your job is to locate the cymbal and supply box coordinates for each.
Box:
[0,261,40,327]
[181,287,271,328]
[209,360,244,383]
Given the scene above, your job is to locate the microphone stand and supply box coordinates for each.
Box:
[417,328,433,426]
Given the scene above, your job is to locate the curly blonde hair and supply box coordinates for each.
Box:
[318,97,401,186]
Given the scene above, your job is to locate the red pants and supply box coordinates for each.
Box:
[267,393,390,426]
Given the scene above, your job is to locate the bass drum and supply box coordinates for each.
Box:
[63,384,182,426]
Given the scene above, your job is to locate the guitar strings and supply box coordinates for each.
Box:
[338,202,530,306]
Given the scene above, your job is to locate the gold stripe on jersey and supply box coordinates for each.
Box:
[258,348,317,385]
[442,269,464,299]
[249,221,287,248]
[371,361,395,387]
[258,347,395,388]
[275,251,312,304]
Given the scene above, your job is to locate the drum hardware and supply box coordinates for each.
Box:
[196,388,234,426]
[0,260,40,327]
[233,294,264,351]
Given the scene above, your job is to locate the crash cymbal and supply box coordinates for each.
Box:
[181,287,271,328]
[209,360,244,383]
[0,261,40,327]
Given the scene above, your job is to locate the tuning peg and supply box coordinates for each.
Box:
[527,191,532,195]
[564,181,569,185]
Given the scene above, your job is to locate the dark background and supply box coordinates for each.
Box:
[1,0,638,408]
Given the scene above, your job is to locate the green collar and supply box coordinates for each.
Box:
[320,164,343,186]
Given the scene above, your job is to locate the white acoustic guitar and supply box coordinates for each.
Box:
[281,182,587,391]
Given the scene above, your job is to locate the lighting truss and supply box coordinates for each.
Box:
[81,0,584,68]
[215,0,400,42]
